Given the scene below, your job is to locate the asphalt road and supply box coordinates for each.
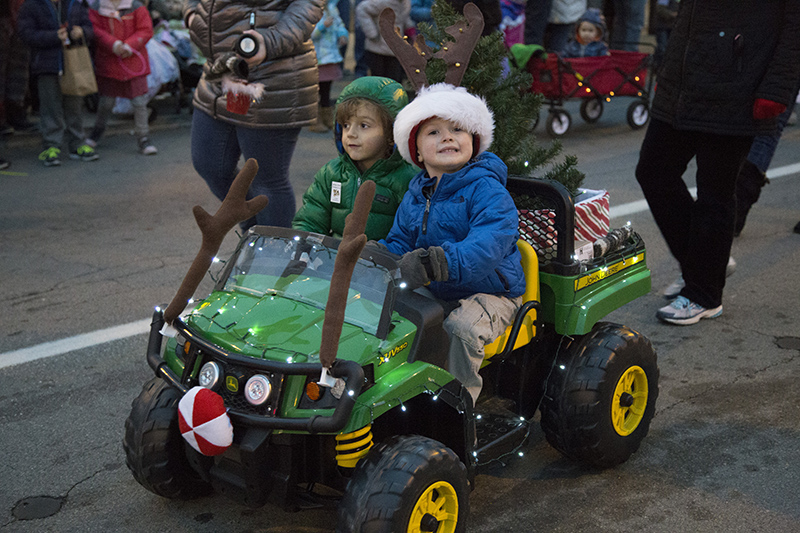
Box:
[1,92,799,533]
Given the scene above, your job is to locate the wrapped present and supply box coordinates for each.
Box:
[517,188,610,258]
[574,188,610,243]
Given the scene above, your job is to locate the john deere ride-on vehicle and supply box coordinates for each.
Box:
[124,176,658,532]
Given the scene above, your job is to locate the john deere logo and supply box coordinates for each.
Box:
[226,376,239,392]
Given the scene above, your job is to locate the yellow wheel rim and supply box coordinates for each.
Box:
[407,481,459,533]
[612,365,648,436]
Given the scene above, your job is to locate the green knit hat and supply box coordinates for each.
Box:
[335,76,409,119]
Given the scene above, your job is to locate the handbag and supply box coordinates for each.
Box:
[61,43,98,96]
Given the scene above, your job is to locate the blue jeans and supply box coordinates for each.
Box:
[191,109,300,228]
[610,0,646,51]
[747,99,797,173]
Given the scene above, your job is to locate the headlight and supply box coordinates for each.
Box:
[245,375,272,405]
[198,361,221,389]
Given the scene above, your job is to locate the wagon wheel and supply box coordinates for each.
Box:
[627,99,650,129]
[580,98,603,123]
[545,109,571,137]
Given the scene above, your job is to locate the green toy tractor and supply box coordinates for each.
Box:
[124,176,658,532]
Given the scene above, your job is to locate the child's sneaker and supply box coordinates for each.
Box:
[38,147,62,166]
[662,256,737,299]
[70,144,99,162]
[138,136,157,155]
[656,295,722,325]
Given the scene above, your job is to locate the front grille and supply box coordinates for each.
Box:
[215,361,282,416]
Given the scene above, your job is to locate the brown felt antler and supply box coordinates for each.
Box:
[318,181,376,368]
[379,2,484,90]
[163,158,268,325]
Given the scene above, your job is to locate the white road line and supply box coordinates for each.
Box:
[2,163,799,370]
[0,319,151,370]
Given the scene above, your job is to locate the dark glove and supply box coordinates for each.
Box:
[753,98,786,120]
[398,246,448,289]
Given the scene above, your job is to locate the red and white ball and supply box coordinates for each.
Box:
[178,386,233,456]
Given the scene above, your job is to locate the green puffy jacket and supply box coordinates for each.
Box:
[293,149,417,240]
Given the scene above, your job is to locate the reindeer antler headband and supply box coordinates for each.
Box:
[378,2,484,90]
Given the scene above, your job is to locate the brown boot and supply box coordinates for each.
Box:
[320,106,334,130]
[307,105,329,133]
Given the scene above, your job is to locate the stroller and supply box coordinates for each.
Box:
[525,48,654,137]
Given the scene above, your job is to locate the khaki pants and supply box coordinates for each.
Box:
[444,293,523,407]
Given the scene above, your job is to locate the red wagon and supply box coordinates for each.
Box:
[526,49,653,137]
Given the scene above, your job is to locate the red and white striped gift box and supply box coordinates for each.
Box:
[517,189,610,257]
[574,189,610,243]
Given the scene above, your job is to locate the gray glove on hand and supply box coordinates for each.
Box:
[399,246,448,289]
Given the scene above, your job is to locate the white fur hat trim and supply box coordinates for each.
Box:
[393,83,494,167]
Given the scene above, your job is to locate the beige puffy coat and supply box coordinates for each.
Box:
[184,0,324,128]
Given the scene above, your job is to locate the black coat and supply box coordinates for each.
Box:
[17,0,94,76]
[652,0,800,136]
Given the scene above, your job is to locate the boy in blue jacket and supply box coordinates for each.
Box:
[381,83,525,406]
[17,0,98,166]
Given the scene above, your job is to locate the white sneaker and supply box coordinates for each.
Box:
[662,256,736,299]
[657,296,723,325]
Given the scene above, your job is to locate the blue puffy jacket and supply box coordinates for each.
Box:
[382,152,525,302]
[17,0,94,76]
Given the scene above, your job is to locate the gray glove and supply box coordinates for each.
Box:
[399,246,449,289]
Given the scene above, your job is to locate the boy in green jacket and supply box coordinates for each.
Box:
[292,76,417,240]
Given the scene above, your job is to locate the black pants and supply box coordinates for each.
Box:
[635,118,753,308]
[363,51,405,83]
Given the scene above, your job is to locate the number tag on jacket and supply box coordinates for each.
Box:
[331,181,342,204]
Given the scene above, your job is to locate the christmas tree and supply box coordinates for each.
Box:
[416,1,584,195]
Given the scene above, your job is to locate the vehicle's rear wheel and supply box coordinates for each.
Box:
[580,98,603,123]
[337,435,469,533]
[540,322,659,468]
[123,377,211,499]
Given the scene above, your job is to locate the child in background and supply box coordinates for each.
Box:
[17,0,98,166]
[381,83,525,406]
[308,0,349,133]
[563,8,609,58]
[356,0,411,82]
[87,0,157,155]
[293,77,417,241]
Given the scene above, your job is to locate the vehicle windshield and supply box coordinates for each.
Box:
[221,230,395,336]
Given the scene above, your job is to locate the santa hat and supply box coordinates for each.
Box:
[393,83,494,168]
[178,386,233,456]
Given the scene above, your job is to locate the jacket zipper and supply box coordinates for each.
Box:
[677,0,696,114]
[422,186,433,235]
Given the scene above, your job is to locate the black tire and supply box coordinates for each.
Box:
[123,377,212,499]
[337,435,469,533]
[626,99,649,129]
[540,322,659,468]
[579,98,603,123]
[545,109,571,137]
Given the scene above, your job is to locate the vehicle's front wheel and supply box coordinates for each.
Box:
[546,109,572,137]
[540,322,659,468]
[627,99,650,129]
[123,377,211,499]
[337,435,469,533]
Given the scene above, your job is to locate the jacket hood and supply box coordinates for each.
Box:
[575,8,606,42]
